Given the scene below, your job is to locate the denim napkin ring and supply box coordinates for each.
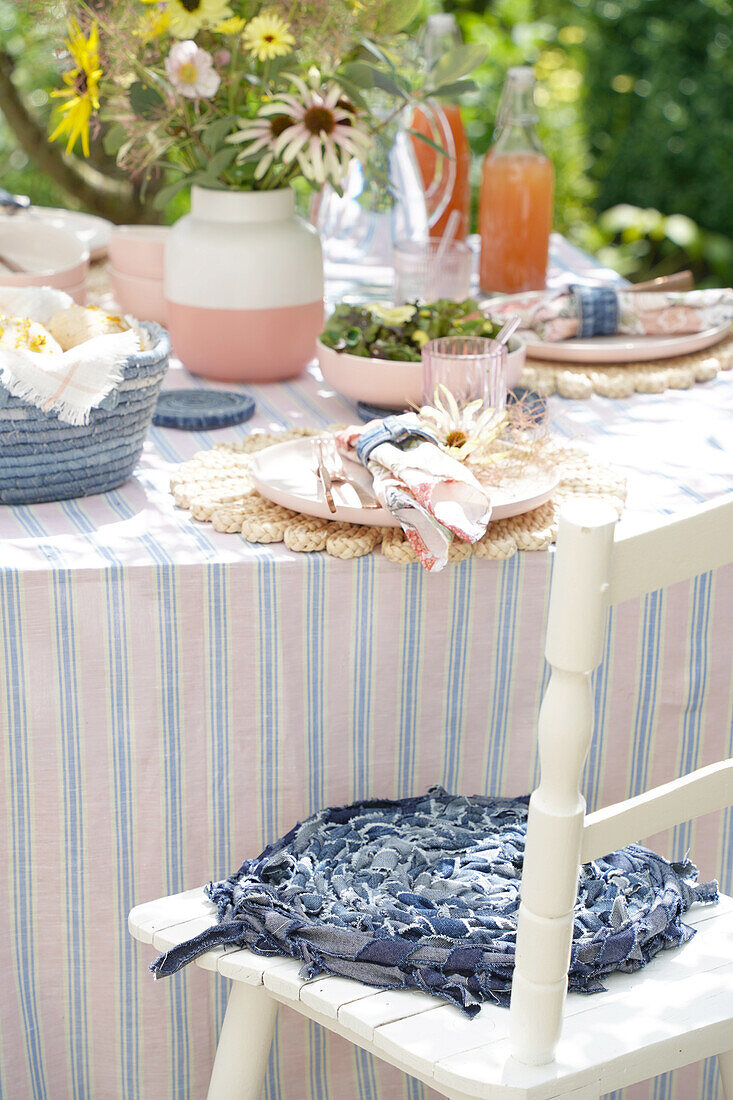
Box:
[355,414,438,466]
[571,284,620,337]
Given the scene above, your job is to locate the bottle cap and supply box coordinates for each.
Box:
[427,13,458,33]
[153,389,256,430]
[506,66,536,86]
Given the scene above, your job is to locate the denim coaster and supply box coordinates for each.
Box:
[153,389,255,430]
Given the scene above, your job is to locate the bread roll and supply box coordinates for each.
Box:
[47,305,130,352]
[0,315,62,356]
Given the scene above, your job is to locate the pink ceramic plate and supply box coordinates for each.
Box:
[484,292,730,363]
[522,323,730,363]
[249,436,559,528]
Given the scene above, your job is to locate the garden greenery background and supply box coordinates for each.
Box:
[0,0,731,283]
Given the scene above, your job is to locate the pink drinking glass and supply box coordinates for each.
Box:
[421,336,506,421]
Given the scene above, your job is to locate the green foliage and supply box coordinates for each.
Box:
[575,205,733,286]
[0,0,68,207]
[574,0,733,243]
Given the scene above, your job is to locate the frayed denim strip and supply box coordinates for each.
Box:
[151,787,717,1015]
[571,284,620,337]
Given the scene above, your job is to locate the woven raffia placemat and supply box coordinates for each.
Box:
[171,430,627,563]
[519,332,733,399]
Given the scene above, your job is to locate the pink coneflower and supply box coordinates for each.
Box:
[229,76,371,186]
[164,41,221,100]
[227,111,296,180]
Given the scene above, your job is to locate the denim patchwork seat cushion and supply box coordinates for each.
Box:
[151,787,717,1016]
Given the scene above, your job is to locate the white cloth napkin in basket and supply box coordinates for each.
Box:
[0,287,139,426]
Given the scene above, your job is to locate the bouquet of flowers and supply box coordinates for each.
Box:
[48,0,487,207]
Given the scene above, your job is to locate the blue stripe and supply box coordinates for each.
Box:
[51,569,91,1098]
[629,590,664,797]
[206,563,232,1030]
[484,554,522,793]
[674,571,712,858]
[397,564,423,797]
[442,559,474,792]
[104,566,140,1098]
[1,572,48,1099]
[305,555,326,813]
[257,555,280,844]
[351,556,376,799]
[154,565,189,1097]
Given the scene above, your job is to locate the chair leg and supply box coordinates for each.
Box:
[719,1049,733,1100]
[206,981,279,1100]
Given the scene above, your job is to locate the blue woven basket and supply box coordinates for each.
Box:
[0,322,170,505]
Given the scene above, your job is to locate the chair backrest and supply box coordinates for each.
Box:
[508,494,733,1067]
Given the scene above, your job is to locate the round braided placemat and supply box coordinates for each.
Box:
[171,430,627,563]
[519,333,733,399]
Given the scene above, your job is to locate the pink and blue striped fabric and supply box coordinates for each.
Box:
[1,245,732,1100]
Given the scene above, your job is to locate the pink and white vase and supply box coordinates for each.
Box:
[165,186,323,382]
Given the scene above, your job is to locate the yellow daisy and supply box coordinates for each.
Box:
[214,16,246,34]
[166,0,233,39]
[135,7,172,41]
[242,12,295,62]
[49,20,102,157]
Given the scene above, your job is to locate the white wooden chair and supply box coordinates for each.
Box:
[130,496,733,1100]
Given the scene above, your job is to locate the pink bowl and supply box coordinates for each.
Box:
[109,266,166,324]
[109,225,168,280]
[317,336,526,408]
[0,221,88,289]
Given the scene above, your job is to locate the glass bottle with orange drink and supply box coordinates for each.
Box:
[411,14,472,240]
[479,67,554,293]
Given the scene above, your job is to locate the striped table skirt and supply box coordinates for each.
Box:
[1,243,732,1100]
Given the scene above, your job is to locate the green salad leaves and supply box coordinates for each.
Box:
[319,300,502,362]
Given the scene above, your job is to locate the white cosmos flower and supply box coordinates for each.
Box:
[165,41,221,100]
[228,77,371,186]
[419,385,507,463]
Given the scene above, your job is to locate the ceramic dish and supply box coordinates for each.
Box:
[249,436,559,527]
[0,221,89,289]
[109,225,169,280]
[317,335,525,409]
[110,266,167,325]
[484,291,731,363]
[18,207,112,261]
[520,323,730,363]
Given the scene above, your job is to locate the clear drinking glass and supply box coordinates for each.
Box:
[421,336,506,419]
[393,239,473,303]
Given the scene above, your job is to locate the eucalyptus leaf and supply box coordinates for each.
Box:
[368,0,422,35]
[203,116,238,151]
[129,80,165,119]
[102,123,127,157]
[205,146,238,179]
[332,77,367,111]
[430,44,488,86]
[406,128,452,159]
[339,61,407,99]
[423,79,478,100]
[153,176,190,210]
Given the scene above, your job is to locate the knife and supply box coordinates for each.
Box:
[314,438,337,514]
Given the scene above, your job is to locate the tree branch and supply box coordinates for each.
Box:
[0,48,155,224]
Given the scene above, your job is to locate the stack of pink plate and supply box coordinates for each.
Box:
[109,226,168,324]
[0,221,89,302]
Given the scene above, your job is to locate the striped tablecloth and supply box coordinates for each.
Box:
[1,243,732,1100]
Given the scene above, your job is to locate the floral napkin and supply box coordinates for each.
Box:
[488,285,733,342]
[336,413,492,572]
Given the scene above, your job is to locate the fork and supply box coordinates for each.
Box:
[320,437,381,509]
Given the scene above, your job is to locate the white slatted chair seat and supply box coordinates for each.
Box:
[130,496,733,1100]
[129,889,733,1100]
